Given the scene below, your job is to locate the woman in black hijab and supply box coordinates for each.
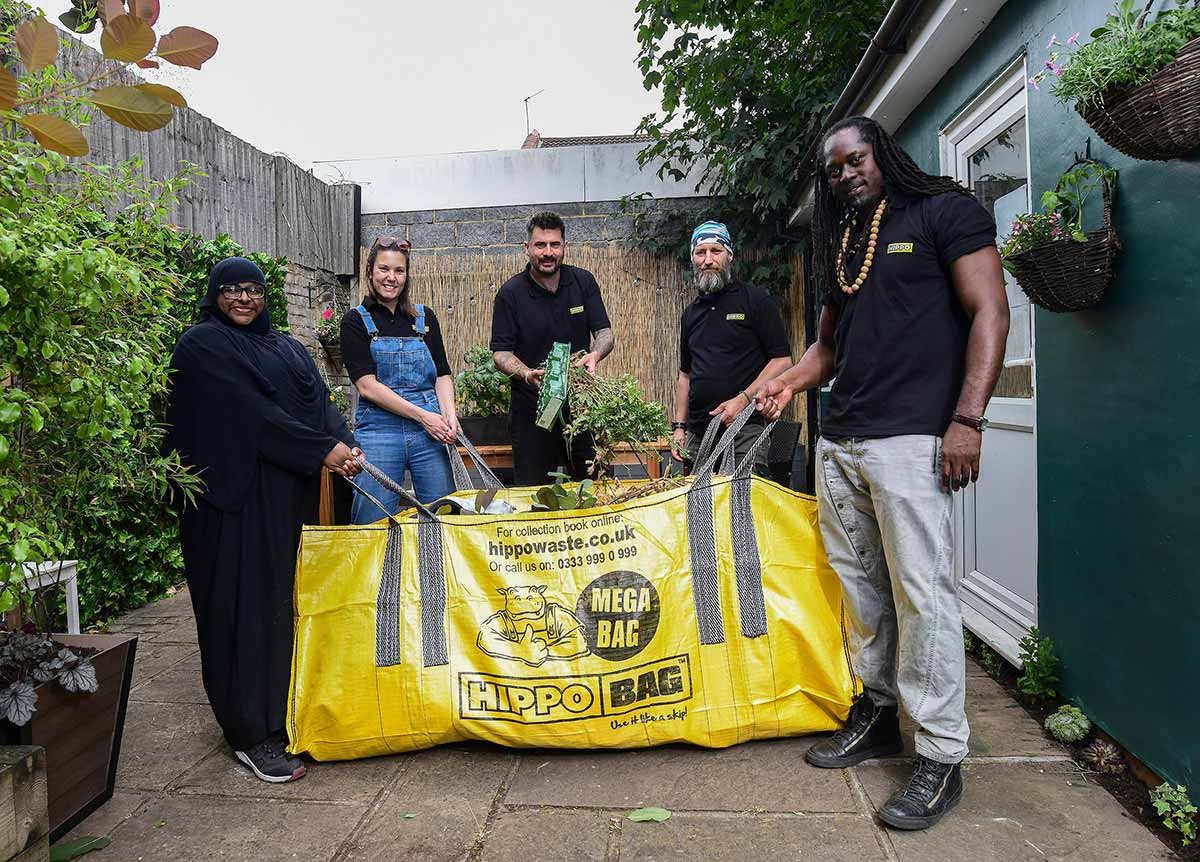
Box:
[166,257,361,783]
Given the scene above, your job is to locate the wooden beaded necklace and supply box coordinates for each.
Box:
[837,197,888,295]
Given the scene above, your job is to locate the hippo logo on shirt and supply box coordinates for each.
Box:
[476,586,590,668]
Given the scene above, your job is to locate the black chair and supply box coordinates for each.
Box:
[766,420,804,489]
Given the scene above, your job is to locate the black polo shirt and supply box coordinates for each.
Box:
[489,263,611,413]
[339,300,452,384]
[679,280,791,433]
[823,189,996,439]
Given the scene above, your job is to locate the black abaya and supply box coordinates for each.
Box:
[166,259,355,751]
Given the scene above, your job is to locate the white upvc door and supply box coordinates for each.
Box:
[940,59,1038,665]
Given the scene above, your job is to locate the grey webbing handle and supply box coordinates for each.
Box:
[348,456,449,670]
[684,403,775,644]
[446,432,505,492]
[727,420,776,639]
[685,402,755,645]
[692,402,759,482]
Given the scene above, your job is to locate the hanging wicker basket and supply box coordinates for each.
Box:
[1077,36,1200,162]
[318,335,342,366]
[1005,164,1121,313]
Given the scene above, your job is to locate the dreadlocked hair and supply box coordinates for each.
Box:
[812,115,973,300]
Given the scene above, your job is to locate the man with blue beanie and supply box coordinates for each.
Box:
[672,221,792,474]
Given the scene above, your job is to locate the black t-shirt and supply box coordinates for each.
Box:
[823,190,996,438]
[489,263,611,413]
[679,280,791,433]
[339,300,452,384]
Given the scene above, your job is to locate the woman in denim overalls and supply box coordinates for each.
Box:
[341,238,458,522]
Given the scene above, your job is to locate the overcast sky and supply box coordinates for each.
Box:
[75,0,665,167]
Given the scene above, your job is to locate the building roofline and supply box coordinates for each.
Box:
[789,0,1009,227]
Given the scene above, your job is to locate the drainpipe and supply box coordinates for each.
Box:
[789,0,926,228]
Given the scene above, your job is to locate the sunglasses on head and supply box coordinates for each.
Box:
[219,283,266,299]
[372,236,411,252]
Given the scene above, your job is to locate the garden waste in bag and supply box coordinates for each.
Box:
[287,412,860,760]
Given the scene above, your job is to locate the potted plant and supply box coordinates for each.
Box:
[0,623,137,842]
[1030,0,1200,161]
[316,304,343,365]
[1000,160,1121,312]
[455,344,511,446]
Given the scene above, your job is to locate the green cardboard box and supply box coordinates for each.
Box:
[535,342,571,430]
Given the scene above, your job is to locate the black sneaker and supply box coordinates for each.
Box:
[805,693,903,768]
[877,755,963,830]
[235,733,306,784]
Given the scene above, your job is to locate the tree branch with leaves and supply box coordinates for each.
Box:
[0,0,218,156]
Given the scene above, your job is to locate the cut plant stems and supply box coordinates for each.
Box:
[563,352,677,476]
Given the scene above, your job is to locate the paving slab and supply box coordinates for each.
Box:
[117,589,193,621]
[143,616,199,644]
[338,747,515,861]
[130,667,208,705]
[91,795,366,862]
[174,746,409,803]
[855,761,1174,861]
[505,738,858,813]
[115,700,224,791]
[896,672,1067,760]
[478,810,612,862]
[129,642,198,688]
[60,791,146,842]
[614,813,886,861]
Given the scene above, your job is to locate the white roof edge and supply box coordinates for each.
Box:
[788,0,1008,227]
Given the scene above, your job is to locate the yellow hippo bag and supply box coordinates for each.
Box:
[287,414,860,760]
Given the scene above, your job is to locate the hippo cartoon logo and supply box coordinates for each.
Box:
[476,585,590,668]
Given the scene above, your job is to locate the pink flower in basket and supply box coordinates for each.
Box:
[322,308,333,321]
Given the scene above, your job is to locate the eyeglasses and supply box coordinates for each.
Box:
[219,283,266,299]
[371,236,411,252]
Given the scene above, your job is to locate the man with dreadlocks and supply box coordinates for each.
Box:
[758,116,1009,830]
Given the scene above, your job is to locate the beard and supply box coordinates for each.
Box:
[694,261,732,295]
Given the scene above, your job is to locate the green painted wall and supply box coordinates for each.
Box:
[894,0,1200,790]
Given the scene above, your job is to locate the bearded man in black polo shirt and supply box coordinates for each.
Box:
[759,116,1009,831]
[490,211,615,486]
[673,221,791,474]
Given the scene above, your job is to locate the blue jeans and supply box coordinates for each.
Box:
[351,404,454,523]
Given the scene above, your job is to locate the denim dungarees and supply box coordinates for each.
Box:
[350,303,453,522]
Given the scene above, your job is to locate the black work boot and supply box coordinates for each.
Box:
[805,693,903,768]
[877,755,963,830]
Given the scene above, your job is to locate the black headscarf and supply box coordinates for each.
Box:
[165,257,340,511]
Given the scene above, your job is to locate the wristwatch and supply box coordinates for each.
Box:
[952,412,989,432]
[671,422,687,432]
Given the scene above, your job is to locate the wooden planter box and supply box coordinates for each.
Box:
[0,634,137,843]
[459,414,509,447]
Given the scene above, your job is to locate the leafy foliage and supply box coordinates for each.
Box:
[977,643,1007,677]
[1039,162,1116,242]
[1044,704,1092,742]
[531,473,598,512]
[0,133,288,627]
[455,344,510,418]
[1030,0,1200,111]
[564,358,674,476]
[49,835,112,862]
[0,140,202,621]
[629,0,889,288]
[627,806,672,823]
[1,0,219,156]
[999,212,1073,264]
[1151,783,1198,846]
[1017,626,1060,702]
[1000,162,1115,267]
[0,629,98,724]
